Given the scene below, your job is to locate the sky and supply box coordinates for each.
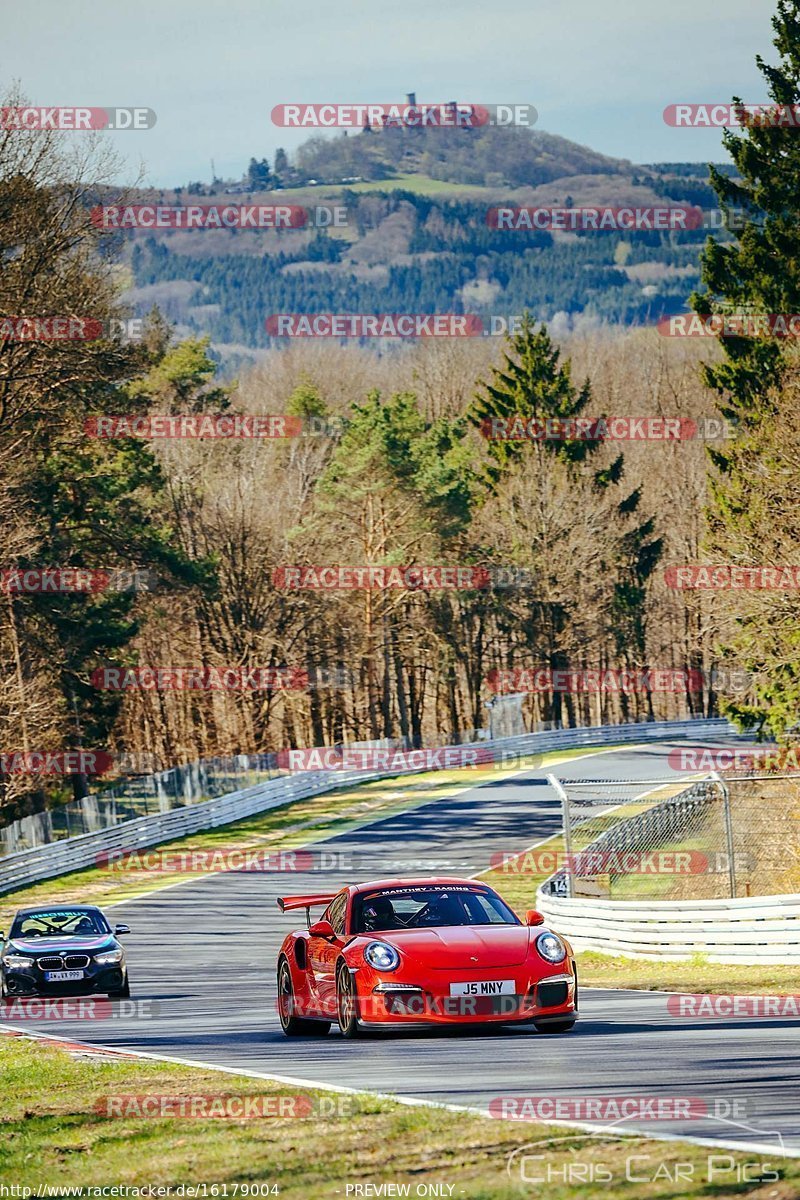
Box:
[1,0,779,187]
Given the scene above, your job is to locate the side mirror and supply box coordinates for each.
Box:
[0,931,4,942]
[308,919,336,939]
[525,910,545,927]
[114,924,130,936]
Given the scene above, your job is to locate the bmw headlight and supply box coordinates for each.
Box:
[2,955,31,969]
[536,932,566,964]
[94,949,123,965]
[364,942,400,971]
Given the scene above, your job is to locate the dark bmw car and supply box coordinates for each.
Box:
[0,905,131,998]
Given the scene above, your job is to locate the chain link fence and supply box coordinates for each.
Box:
[546,771,800,900]
[0,754,278,856]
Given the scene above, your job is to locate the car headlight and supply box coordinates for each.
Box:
[536,932,566,964]
[364,942,400,971]
[2,955,31,969]
[94,949,123,965]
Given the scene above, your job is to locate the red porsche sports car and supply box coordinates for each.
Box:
[276,877,577,1037]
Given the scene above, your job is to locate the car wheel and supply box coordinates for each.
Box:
[108,977,131,999]
[336,962,363,1039]
[277,959,330,1037]
[534,1018,576,1033]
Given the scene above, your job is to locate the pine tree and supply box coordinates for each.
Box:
[246,157,272,190]
[690,0,800,737]
[468,315,599,481]
[692,0,800,426]
[274,148,289,181]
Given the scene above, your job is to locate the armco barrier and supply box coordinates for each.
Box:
[0,717,738,895]
[536,888,800,965]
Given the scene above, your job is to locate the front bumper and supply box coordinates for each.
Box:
[360,972,576,1026]
[2,962,125,997]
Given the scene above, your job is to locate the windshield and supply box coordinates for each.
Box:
[10,909,110,939]
[353,887,520,933]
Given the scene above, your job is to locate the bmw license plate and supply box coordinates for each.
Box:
[450,979,515,997]
[44,970,84,981]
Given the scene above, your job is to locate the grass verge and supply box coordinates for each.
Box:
[0,1034,796,1196]
[573,952,800,995]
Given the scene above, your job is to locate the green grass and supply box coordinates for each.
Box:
[1,1035,796,1195]
[575,951,800,995]
[264,174,495,198]
[341,174,494,196]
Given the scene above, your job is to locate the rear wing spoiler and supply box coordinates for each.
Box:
[277,892,337,914]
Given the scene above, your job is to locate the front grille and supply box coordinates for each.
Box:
[473,994,522,1017]
[64,955,90,970]
[537,981,569,1008]
[437,994,522,1017]
[37,956,63,970]
[384,993,427,1016]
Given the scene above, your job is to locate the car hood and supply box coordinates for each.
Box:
[8,936,116,955]
[377,926,532,968]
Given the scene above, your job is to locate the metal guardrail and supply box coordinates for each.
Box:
[0,716,738,896]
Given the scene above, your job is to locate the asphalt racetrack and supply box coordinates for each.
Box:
[5,739,798,1156]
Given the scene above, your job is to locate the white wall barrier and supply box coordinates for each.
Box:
[537,888,800,965]
[0,716,738,896]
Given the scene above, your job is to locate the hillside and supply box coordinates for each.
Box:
[112,127,735,359]
[291,123,632,189]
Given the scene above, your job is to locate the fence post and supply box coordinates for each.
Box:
[711,770,736,899]
[548,773,573,898]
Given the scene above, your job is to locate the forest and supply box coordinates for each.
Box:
[2,0,800,822]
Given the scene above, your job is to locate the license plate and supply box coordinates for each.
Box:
[449,979,515,997]
[44,970,84,981]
